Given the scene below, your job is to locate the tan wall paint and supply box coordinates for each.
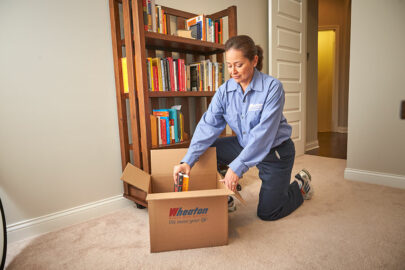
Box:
[319,0,351,128]
[348,0,405,176]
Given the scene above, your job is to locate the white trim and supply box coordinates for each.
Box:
[337,126,348,133]
[7,195,132,243]
[305,140,319,151]
[344,168,405,189]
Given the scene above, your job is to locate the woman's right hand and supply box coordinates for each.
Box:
[173,163,191,184]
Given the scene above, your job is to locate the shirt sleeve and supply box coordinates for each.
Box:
[181,88,227,168]
[228,81,285,177]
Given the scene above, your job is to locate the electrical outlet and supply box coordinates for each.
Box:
[401,100,405,119]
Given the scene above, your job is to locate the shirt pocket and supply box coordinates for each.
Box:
[246,110,262,129]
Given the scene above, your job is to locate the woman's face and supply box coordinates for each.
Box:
[225,48,258,90]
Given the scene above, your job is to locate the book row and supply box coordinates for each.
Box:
[146,58,224,92]
[150,108,186,147]
[142,0,224,43]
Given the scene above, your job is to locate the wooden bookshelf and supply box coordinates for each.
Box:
[109,0,237,208]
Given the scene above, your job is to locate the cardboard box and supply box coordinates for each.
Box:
[120,147,244,252]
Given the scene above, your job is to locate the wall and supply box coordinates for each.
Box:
[346,0,405,188]
[0,0,268,241]
[0,0,128,240]
[305,0,319,150]
[319,0,351,129]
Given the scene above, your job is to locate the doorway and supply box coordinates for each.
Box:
[318,28,338,132]
[306,27,348,160]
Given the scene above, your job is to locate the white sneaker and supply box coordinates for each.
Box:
[295,169,314,200]
[228,196,236,212]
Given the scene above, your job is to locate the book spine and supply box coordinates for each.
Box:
[142,0,148,31]
[177,173,183,192]
[151,0,156,32]
[150,115,158,147]
[182,174,189,191]
[153,66,159,91]
[121,57,129,93]
[157,116,162,145]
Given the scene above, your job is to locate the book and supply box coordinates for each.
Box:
[150,0,156,32]
[153,109,171,144]
[179,112,184,141]
[167,109,179,143]
[121,57,129,93]
[157,116,162,145]
[150,114,158,147]
[186,15,206,41]
[167,57,175,91]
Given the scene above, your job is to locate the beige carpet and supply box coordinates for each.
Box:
[5,155,405,269]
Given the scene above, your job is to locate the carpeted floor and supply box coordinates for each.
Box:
[5,155,405,269]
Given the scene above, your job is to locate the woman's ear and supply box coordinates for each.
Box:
[253,55,258,67]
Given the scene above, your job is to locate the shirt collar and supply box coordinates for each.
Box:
[226,69,263,92]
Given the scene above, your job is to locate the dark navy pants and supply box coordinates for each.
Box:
[211,136,303,221]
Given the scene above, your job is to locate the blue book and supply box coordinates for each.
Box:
[167,109,179,143]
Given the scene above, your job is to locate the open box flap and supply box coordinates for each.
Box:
[216,172,246,205]
[120,163,151,193]
[146,189,232,201]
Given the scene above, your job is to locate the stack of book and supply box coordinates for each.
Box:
[142,1,224,44]
[143,0,167,34]
[150,108,185,147]
[146,58,224,92]
[186,15,224,44]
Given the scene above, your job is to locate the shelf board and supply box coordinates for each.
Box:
[124,92,216,99]
[148,91,216,97]
[151,140,190,150]
[143,32,225,55]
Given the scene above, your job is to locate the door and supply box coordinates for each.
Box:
[269,0,307,155]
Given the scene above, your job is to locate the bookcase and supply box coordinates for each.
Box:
[109,0,237,207]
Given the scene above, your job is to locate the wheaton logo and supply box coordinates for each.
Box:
[169,207,208,217]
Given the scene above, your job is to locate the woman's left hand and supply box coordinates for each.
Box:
[220,168,239,192]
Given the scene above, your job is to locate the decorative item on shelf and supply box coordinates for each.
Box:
[176,29,193,39]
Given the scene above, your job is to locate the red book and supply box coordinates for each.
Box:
[160,118,167,145]
[153,66,159,91]
[179,59,183,91]
[182,59,186,91]
[215,21,219,43]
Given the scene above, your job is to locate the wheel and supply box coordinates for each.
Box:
[136,203,146,209]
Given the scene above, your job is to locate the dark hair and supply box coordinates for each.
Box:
[225,35,263,71]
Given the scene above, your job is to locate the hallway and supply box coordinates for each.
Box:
[305,132,347,159]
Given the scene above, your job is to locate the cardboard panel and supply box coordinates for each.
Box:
[151,172,216,194]
[148,196,228,252]
[120,163,151,192]
[146,189,233,201]
[150,147,217,182]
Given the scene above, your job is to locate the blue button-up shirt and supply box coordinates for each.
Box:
[181,69,292,177]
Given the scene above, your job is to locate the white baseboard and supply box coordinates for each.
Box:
[344,168,405,189]
[7,195,132,243]
[305,140,319,151]
[337,126,348,133]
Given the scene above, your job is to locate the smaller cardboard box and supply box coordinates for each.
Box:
[120,147,243,252]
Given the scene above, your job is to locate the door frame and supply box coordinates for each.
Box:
[318,25,340,133]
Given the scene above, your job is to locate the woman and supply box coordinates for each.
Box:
[173,35,313,221]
